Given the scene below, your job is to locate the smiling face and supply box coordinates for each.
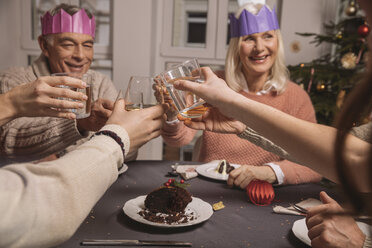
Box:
[239,30,278,78]
[39,32,94,75]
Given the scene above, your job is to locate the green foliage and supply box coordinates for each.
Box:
[288,10,368,125]
[172,180,190,189]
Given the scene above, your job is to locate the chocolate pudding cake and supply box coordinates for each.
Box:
[145,185,192,214]
[216,159,234,174]
[139,179,194,224]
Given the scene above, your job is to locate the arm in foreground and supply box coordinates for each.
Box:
[0,76,87,126]
[0,76,88,161]
[0,124,126,248]
[174,67,372,191]
[0,100,164,248]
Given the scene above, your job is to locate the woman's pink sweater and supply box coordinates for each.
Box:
[162,81,322,185]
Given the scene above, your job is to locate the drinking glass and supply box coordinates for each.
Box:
[52,72,93,119]
[124,76,157,111]
[160,58,208,118]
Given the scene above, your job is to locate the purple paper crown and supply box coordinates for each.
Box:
[41,8,96,38]
[229,5,279,38]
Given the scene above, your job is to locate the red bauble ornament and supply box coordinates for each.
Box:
[358,24,370,37]
[246,180,275,206]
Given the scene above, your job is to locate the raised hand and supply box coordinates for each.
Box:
[306,191,365,248]
[77,98,115,132]
[173,67,238,112]
[106,99,165,153]
[152,77,178,121]
[227,165,277,189]
[5,76,87,121]
[180,107,246,134]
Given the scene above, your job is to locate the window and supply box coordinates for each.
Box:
[162,0,217,58]
[22,0,113,78]
[161,0,281,60]
[171,0,209,48]
[186,12,207,46]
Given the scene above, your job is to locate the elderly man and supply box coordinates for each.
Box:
[0,3,132,163]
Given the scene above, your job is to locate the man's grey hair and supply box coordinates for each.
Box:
[43,34,55,46]
[49,3,93,18]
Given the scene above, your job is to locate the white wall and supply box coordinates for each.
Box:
[280,0,338,66]
[112,0,163,160]
[0,0,24,71]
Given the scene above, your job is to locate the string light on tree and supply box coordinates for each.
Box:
[336,31,343,39]
[316,81,326,92]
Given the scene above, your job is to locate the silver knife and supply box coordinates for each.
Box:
[81,239,192,246]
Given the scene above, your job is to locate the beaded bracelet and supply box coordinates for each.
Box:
[94,130,126,159]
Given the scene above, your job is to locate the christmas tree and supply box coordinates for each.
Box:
[288,0,369,125]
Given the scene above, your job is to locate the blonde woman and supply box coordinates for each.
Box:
[161,3,321,188]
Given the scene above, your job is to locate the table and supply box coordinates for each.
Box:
[58,160,341,248]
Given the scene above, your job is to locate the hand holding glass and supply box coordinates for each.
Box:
[52,72,92,119]
[160,58,208,118]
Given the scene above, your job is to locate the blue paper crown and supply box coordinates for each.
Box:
[229,5,279,38]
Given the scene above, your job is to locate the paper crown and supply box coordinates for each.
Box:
[41,8,96,38]
[229,5,279,37]
[246,180,275,206]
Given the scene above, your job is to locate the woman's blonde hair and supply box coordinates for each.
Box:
[225,4,289,94]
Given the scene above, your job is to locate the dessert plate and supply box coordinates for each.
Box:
[196,160,240,181]
[123,195,213,227]
[292,218,371,246]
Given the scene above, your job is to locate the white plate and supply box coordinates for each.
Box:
[196,160,240,181]
[292,218,371,246]
[123,195,213,227]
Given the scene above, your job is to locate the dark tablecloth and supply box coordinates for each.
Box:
[58,160,341,248]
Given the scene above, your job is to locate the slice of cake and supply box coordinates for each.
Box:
[144,180,192,214]
[215,160,234,175]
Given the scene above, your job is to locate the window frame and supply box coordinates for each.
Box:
[161,0,283,61]
[21,0,111,55]
[160,0,218,58]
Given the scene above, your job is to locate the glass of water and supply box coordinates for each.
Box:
[52,72,93,119]
[160,58,208,118]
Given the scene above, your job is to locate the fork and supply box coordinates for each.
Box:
[290,203,308,214]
